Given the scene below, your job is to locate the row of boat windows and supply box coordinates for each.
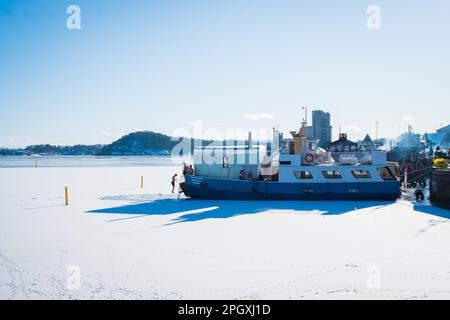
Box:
[293,168,396,180]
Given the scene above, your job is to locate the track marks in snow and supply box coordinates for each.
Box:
[0,252,180,300]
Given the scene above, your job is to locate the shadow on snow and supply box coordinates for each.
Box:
[88,198,396,225]
[413,203,450,220]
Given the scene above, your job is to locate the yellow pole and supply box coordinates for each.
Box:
[141,176,144,189]
[65,187,69,206]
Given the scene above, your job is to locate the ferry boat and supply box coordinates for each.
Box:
[180,120,401,201]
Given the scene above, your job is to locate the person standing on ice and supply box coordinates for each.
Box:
[415,187,424,202]
[171,174,178,193]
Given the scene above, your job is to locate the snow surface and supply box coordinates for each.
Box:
[1,166,450,300]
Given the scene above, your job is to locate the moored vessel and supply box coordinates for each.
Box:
[181,119,401,201]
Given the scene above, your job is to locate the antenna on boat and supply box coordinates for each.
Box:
[375,121,379,140]
[301,106,308,125]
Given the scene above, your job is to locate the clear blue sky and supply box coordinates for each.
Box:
[1,0,449,147]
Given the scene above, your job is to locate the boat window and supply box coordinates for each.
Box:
[280,161,292,165]
[351,170,372,179]
[322,170,342,179]
[377,167,397,180]
[293,170,314,179]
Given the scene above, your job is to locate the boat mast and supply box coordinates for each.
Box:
[290,112,307,155]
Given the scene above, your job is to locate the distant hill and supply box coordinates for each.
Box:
[96,131,182,156]
[0,131,212,156]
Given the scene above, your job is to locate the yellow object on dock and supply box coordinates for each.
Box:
[141,176,144,189]
[433,158,448,169]
[65,187,69,206]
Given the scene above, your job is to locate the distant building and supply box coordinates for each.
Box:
[311,110,332,148]
[327,133,358,162]
[397,132,421,146]
[428,133,450,149]
[426,124,450,149]
[328,133,358,152]
[304,126,314,139]
[437,124,450,134]
[358,134,376,151]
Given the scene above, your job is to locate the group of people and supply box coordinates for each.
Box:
[182,163,194,175]
[171,163,194,194]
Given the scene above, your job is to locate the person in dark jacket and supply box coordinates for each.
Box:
[171,174,178,193]
[415,187,424,202]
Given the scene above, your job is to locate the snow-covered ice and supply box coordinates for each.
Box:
[1,166,450,300]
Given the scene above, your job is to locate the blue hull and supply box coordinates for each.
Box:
[182,175,401,201]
